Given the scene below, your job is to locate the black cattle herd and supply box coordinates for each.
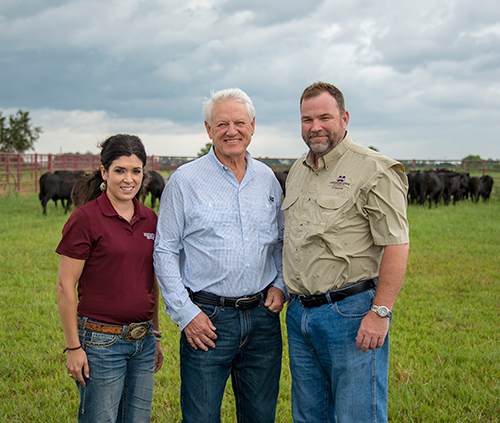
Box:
[38,168,493,215]
[407,169,494,208]
[38,170,165,215]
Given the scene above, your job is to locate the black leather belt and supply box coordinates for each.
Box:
[189,285,270,310]
[295,279,376,308]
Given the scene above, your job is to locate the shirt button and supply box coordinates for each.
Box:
[245,238,249,242]
[246,264,250,268]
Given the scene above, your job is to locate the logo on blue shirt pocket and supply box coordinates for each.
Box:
[269,196,275,203]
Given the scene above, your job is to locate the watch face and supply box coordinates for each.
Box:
[378,307,389,317]
[372,305,391,317]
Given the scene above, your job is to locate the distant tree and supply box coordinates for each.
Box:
[0,110,43,153]
[463,154,482,161]
[368,146,379,152]
[197,142,212,157]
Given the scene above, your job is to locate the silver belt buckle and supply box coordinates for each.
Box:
[298,295,307,307]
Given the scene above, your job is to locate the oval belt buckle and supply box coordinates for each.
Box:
[130,326,147,340]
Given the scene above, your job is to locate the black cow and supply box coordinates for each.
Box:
[467,176,483,203]
[273,171,288,197]
[39,170,86,215]
[423,171,444,208]
[436,169,469,205]
[480,175,494,201]
[138,170,165,209]
[407,171,426,205]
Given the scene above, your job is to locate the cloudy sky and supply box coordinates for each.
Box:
[1,0,499,161]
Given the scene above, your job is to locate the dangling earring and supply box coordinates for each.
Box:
[100,181,107,192]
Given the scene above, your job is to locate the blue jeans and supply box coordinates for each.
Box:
[180,298,282,423]
[77,316,156,423]
[286,284,390,423]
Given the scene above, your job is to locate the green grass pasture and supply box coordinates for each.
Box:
[0,193,499,422]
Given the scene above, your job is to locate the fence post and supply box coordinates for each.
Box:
[17,153,22,192]
[35,153,39,192]
[6,154,10,186]
[48,154,53,173]
[482,160,486,176]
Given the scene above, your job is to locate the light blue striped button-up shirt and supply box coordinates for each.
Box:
[153,147,285,330]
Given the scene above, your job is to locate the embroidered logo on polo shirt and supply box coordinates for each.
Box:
[269,196,275,203]
[143,233,155,240]
[330,176,350,190]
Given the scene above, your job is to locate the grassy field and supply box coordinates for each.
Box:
[0,193,499,422]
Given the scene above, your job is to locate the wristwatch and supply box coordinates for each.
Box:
[370,305,392,318]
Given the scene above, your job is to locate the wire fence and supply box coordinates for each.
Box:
[1,152,499,196]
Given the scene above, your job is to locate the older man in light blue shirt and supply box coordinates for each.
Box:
[154,88,285,423]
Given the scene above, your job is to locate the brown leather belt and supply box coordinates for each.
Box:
[77,317,151,341]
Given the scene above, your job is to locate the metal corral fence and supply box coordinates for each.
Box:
[1,153,499,196]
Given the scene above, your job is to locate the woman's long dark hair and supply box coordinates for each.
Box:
[72,134,148,206]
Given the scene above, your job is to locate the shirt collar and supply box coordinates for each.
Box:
[207,146,255,179]
[303,131,353,171]
[97,191,146,221]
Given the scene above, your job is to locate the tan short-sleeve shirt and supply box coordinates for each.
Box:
[282,132,409,295]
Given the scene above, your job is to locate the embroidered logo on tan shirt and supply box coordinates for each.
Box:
[330,176,350,190]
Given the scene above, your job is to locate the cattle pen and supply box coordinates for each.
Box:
[1,152,499,198]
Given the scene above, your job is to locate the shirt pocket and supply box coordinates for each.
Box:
[188,202,235,240]
[315,195,350,235]
[253,200,279,245]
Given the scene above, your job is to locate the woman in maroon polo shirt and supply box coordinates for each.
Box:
[56,134,164,423]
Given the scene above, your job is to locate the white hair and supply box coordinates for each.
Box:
[202,88,256,124]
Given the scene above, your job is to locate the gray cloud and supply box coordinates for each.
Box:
[1,0,499,159]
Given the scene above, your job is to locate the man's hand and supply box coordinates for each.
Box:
[183,312,217,351]
[264,287,285,313]
[355,311,390,353]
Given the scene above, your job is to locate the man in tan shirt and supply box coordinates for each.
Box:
[283,82,409,422]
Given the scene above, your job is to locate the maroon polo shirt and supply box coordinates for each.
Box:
[56,193,158,325]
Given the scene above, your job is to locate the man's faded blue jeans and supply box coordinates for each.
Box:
[180,298,282,423]
[76,316,156,423]
[286,284,390,423]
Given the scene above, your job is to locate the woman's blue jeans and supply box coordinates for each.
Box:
[76,316,156,423]
[180,299,282,423]
[286,286,390,423]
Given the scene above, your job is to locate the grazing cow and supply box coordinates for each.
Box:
[436,169,469,206]
[273,171,288,197]
[407,171,426,205]
[423,171,444,208]
[39,170,86,215]
[138,170,165,209]
[480,175,494,201]
[467,176,483,203]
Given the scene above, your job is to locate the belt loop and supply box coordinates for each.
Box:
[79,315,88,331]
[219,296,225,311]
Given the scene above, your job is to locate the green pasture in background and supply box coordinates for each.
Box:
[0,193,499,422]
